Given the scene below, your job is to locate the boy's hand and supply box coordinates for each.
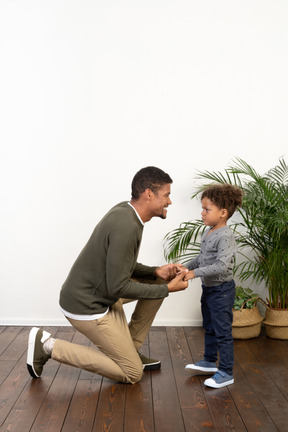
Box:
[174,263,187,273]
[184,270,195,281]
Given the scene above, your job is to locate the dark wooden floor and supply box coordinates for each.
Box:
[1,326,288,432]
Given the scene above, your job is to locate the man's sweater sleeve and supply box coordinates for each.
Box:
[132,262,158,279]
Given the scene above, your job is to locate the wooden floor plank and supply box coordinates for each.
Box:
[124,345,154,432]
[0,360,16,387]
[184,327,247,431]
[0,327,30,362]
[166,326,217,432]
[1,326,288,432]
[0,327,61,431]
[0,327,23,357]
[61,379,101,432]
[0,327,91,432]
[203,385,247,432]
[246,336,288,400]
[29,329,81,432]
[60,331,102,432]
[264,337,288,369]
[124,378,154,432]
[149,327,186,432]
[229,355,278,432]
[234,337,288,432]
[183,326,205,364]
[92,379,126,432]
[0,357,61,432]
[0,349,34,425]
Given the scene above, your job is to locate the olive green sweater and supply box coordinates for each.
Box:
[59,202,169,315]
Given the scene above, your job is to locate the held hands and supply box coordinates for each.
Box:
[167,269,189,292]
[154,263,188,281]
[154,264,195,293]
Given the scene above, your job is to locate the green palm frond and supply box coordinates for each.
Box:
[164,220,206,263]
[191,168,243,198]
[267,157,288,184]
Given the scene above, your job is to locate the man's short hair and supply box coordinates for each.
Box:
[131,166,173,200]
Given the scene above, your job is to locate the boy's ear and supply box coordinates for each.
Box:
[221,208,228,218]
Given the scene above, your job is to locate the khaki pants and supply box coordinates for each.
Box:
[52,297,164,384]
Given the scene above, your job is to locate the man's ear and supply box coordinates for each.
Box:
[145,188,153,200]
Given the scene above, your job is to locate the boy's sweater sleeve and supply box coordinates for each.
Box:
[185,256,200,271]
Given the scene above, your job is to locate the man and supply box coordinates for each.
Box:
[27,166,188,384]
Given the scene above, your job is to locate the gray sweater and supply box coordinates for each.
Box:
[185,226,236,287]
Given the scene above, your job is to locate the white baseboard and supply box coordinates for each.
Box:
[0,318,202,327]
[0,318,70,327]
[153,318,202,326]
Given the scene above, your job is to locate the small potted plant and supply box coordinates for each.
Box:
[232,286,264,339]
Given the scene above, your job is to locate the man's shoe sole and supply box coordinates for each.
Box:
[27,327,51,378]
[143,361,161,371]
[27,327,41,378]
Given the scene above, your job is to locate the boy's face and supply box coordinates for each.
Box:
[201,197,227,229]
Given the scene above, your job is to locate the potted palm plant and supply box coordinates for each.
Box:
[164,158,288,339]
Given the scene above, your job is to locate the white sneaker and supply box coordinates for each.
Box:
[185,359,218,373]
[204,371,234,388]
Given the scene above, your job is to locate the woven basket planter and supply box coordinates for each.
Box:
[263,308,288,340]
[232,305,264,339]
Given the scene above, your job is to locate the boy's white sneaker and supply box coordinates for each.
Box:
[185,359,218,373]
[204,370,234,388]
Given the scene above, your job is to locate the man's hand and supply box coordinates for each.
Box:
[155,264,179,281]
[167,269,189,292]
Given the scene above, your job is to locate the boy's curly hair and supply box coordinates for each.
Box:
[201,184,243,218]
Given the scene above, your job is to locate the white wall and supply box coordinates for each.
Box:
[0,0,287,326]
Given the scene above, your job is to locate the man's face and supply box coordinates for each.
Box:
[149,183,172,219]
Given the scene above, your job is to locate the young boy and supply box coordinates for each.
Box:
[184,184,243,388]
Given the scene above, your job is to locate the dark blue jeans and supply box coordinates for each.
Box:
[201,280,235,376]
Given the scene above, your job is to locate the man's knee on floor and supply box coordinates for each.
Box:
[124,360,143,384]
[128,367,143,384]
